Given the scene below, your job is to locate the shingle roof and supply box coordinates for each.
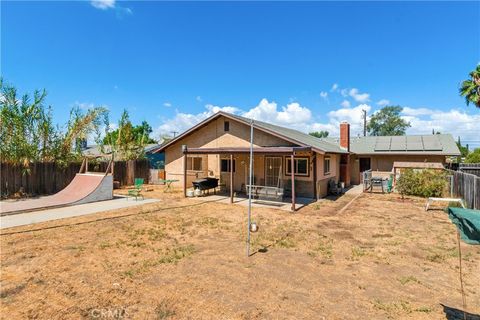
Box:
[322,134,460,155]
[225,112,347,153]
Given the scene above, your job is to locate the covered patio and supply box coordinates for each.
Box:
[181,146,315,212]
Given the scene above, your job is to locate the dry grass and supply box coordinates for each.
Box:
[1,187,479,319]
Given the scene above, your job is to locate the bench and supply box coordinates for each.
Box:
[247,185,284,201]
[425,197,466,211]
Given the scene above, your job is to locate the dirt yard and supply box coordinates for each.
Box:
[1,187,479,319]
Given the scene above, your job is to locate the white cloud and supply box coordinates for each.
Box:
[320,91,328,99]
[349,88,370,103]
[340,100,351,108]
[196,96,203,102]
[90,0,132,16]
[401,108,480,146]
[402,107,434,116]
[330,83,338,92]
[75,101,95,110]
[91,0,115,10]
[154,104,239,138]
[163,102,172,108]
[154,98,480,148]
[377,99,390,106]
[243,99,312,127]
[340,89,349,97]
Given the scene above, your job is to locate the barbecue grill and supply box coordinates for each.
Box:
[192,177,219,193]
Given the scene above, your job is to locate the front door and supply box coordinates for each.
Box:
[265,157,282,187]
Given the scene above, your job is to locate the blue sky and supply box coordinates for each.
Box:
[2,1,480,146]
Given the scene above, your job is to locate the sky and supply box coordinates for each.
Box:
[2,1,480,147]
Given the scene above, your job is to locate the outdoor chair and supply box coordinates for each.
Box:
[128,178,144,201]
[328,179,342,196]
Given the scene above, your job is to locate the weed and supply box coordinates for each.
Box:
[197,217,219,227]
[426,253,445,263]
[397,276,420,285]
[415,306,432,313]
[158,245,195,264]
[155,301,176,319]
[350,246,367,260]
[99,242,111,249]
[372,299,412,314]
[147,228,165,241]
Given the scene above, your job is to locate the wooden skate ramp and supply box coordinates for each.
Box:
[0,173,113,215]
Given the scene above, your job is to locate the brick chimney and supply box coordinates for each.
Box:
[340,122,350,152]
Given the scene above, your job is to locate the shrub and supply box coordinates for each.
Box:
[396,169,447,198]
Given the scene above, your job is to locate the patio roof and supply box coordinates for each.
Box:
[183,146,312,154]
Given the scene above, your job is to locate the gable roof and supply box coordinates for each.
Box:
[153,111,347,154]
[322,134,460,156]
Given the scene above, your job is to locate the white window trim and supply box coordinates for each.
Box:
[324,156,331,176]
[285,157,309,176]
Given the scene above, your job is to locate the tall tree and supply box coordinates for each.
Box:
[103,110,156,160]
[309,131,329,138]
[459,64,480,108]
[367,106,411,136]
[0,79,108,165]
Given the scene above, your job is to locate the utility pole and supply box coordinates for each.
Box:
[362,109,367,137]
[171,131,178,138]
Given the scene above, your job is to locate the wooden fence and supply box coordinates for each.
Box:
[0,159,150,197]
[449,170,480,210]
[459,163,480,177]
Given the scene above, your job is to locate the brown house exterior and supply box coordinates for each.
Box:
[153,111,460,204]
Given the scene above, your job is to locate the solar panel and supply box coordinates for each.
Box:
[390,136,406,151]
[406,136,424,151]
[422,136,443,151]
[374,136,391,151]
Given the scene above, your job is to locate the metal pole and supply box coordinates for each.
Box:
[247,119,253,257]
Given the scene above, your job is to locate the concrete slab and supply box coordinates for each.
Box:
[0,196,160,229]
[188,194,313,211]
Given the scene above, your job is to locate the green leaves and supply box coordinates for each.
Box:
[309,130,329,138]
[459,64,480,108]
[367,105,411,136]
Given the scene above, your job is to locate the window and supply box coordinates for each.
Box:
[224,121,230,132]
[187,157,203,171]
[220,159,236,172]
[324,157,331,175]
[285,157,309,176]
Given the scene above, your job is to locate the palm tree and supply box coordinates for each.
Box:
[460,64,480,108]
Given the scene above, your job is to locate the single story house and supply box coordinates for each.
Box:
[152,111,460,206]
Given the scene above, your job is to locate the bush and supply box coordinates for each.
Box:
[396,169,447,198]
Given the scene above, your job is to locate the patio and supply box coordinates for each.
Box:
[188,193,314,211]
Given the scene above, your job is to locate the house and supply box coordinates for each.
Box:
[152,111,460,208]
[82,143,165,168]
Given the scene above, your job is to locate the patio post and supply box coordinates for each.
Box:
[291,154,296,212]
[230,154,234,203]
[182,145,187,198]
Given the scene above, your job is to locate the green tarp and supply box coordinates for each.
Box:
[448,207,480,245]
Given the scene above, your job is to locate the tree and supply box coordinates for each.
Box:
[456,137,469,162]
[103,119,156,145]
[459,64,480,108]
[465,148,480,163]
[367,106,411,136]
[102,110,156,160]
[309,131,329,138]
[0,79,108,166]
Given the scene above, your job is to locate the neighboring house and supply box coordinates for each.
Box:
[82,143,165,168]
[152,111,460,201]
